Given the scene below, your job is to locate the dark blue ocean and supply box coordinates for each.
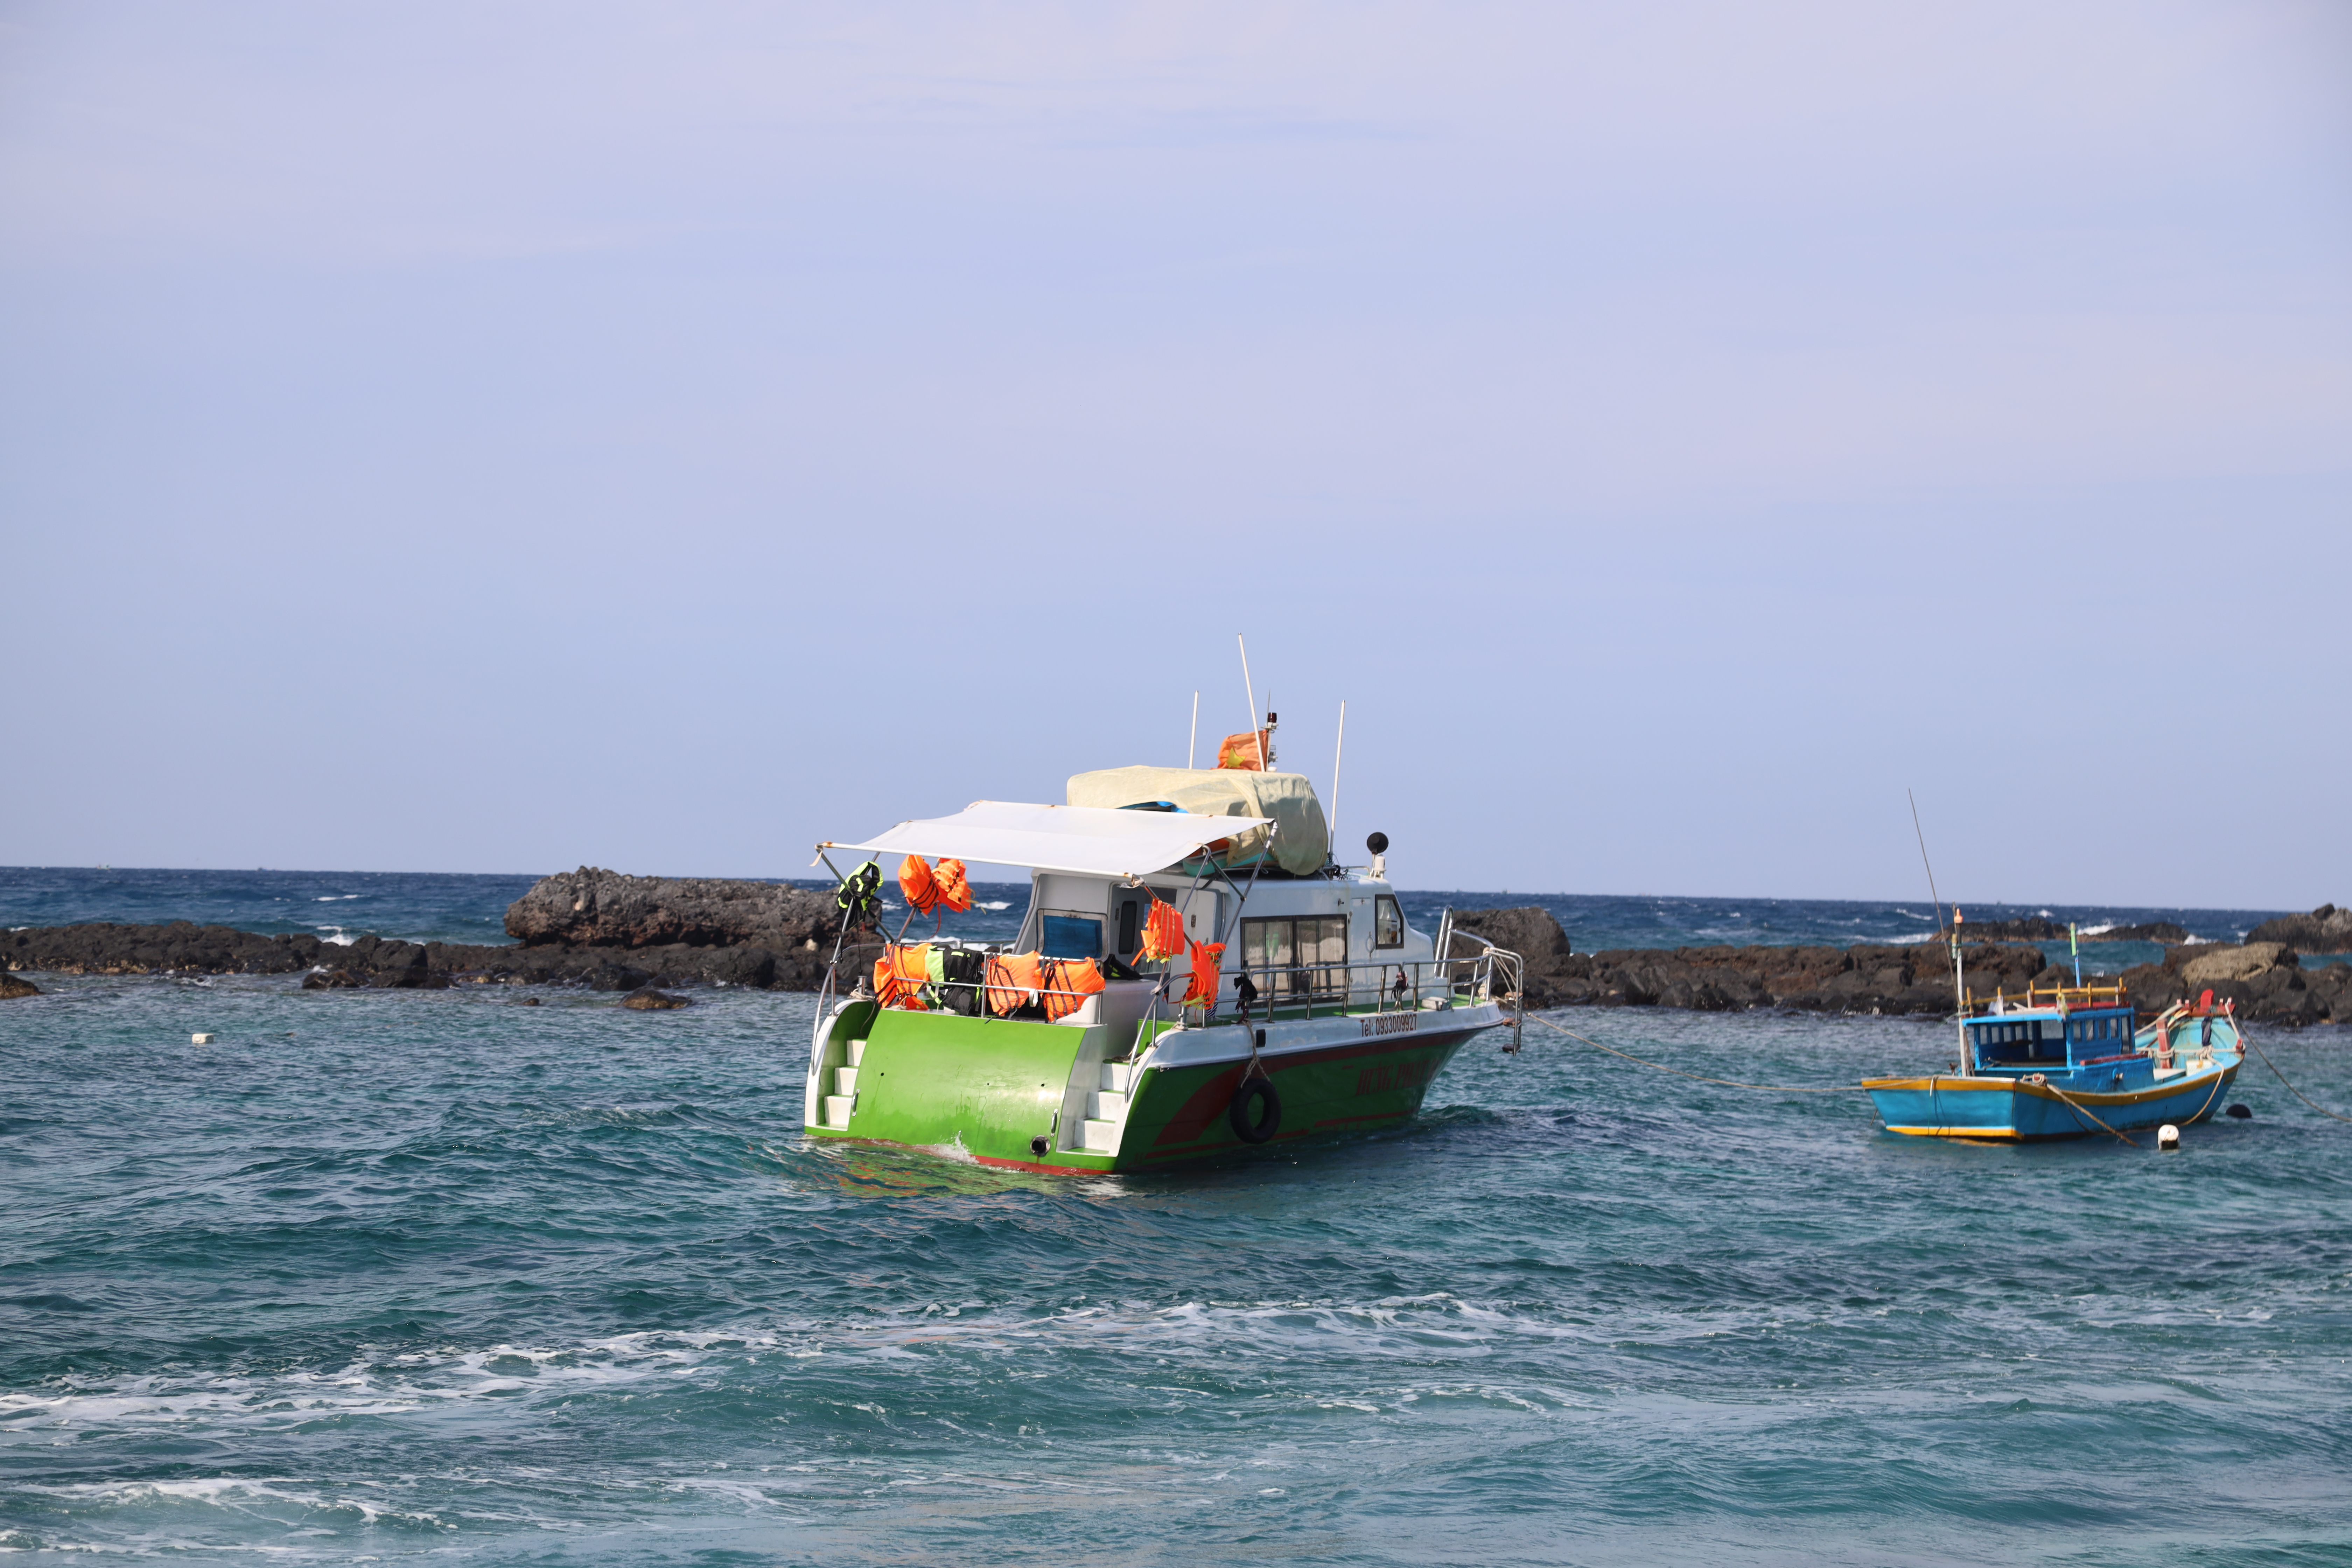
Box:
[5,869,2348,1564]
[0,864,2313,972]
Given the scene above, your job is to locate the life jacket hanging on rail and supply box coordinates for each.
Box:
[932,858,974,913]
[1039,957,1107,1023]
[898,855,940,917]
[986,951,1045,1017]
[1183,939,1225,1009]
[874,943,932,1010]
[1136,894,1184,964]
[835,860,883,927]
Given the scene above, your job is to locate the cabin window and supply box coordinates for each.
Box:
[1374,895,1404,949]
[1042,914,1102,959]
[1116,897,1141,958]
[1241,915,1350,999]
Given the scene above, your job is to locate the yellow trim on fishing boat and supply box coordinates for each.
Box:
[1880,1125,2027,1140]
[1861,1071,2233,1108]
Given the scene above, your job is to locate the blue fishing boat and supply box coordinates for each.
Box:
[1865,969,2243,1141]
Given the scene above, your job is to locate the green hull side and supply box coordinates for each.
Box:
[813,1008,1095,1167]
[806,1007,1492,1175]
[1114,1031,1478,1169]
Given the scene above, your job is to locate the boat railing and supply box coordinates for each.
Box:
[1964,981,2130,1016]
[824,940,1524,1027]
[1230,945,1524,1024]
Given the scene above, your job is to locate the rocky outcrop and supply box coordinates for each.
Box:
[505,867,835,950]
[1928,918,2188,943]
[4,920,844,993]
[1447,907,1575,1000]
[620,988,691,1010]
[8,886,2343,1026]
[1449,906,2348,1026]
[2177,942,2294,987]
[0,973,38,999]
[2093,922,2191,943]
[2250,904,2352,953]
[2113,944,2351,1028]
[1450,906,2047,1015]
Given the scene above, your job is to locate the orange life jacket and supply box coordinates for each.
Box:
[898,855,940,916]
[1183,939,1225,1006]
[1137,895,1185,964]
[932,858,974,913]
[1040,956,1107,1022]
[874,943,932,1009]
[986,951,1045,1016]
[1217,729,1271,770]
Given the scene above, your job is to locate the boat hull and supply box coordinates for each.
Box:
[805,1001,1503,1174]
[1864,1063,2238,1141]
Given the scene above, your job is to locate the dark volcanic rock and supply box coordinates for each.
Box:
[1447,907,1576,1006]
[1434,907,2079,1019]
[0,973,38,999]
[583,962,652,993]
[506,867,835,950]
[301,968,365,989]
[2250,904,2352,953]
[620,988,691,1010]
[1931,916,2070,942]
[1927,918,2188,944]
[2,922,325,978]
[2090,922,2190,943]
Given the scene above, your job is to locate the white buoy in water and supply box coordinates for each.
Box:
[191,1032,213,1045]
[2157,1123,2181,1150]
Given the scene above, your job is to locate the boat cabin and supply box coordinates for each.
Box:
[1011,867,1429,1014]
[1962,979,2150,1075]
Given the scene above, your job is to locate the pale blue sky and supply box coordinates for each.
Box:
[2,2,2346,906]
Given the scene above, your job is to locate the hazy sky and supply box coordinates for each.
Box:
[3,2,2346,906]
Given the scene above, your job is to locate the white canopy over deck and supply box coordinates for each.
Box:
[818,800,1272,881]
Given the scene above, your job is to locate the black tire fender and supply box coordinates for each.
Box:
[1228,1076,1281,1144]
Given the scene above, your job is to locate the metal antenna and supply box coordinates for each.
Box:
[1188,691,1198,770]
[1910,788,1968,1071]
[1237,634,1264,770]
[1908,788,1946,935]
[1329,699,1347,853]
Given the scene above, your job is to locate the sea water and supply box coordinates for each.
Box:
[0,865,2299,973]
[4,873,2348,1564]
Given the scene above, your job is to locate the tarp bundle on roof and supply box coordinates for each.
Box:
[1065,766,1330,876]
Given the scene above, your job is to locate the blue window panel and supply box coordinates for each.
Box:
[1042,916,1102,959]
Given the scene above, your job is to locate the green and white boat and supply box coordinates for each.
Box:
[802,762,1523,1174]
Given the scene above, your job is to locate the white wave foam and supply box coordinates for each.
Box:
[979,901,1010,911]
[314,926,357,945]
[314,895,360,902]
[24,1475,451,1532]
[915,1133,980,1165]
[2080,923,2117,936]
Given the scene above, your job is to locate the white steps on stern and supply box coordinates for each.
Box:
[822,1040,867,1128]
[1080,1058,1143,1154]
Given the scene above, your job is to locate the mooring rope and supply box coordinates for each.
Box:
[2244,1033,2352,1125]
[2039,1080,2142,1147]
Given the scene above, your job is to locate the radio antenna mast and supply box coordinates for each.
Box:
[1329,699,1347,850]
[1910,789,1968,1071]
[1237,634,1265,770]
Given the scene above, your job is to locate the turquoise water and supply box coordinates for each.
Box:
[6,965,2350,1564]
